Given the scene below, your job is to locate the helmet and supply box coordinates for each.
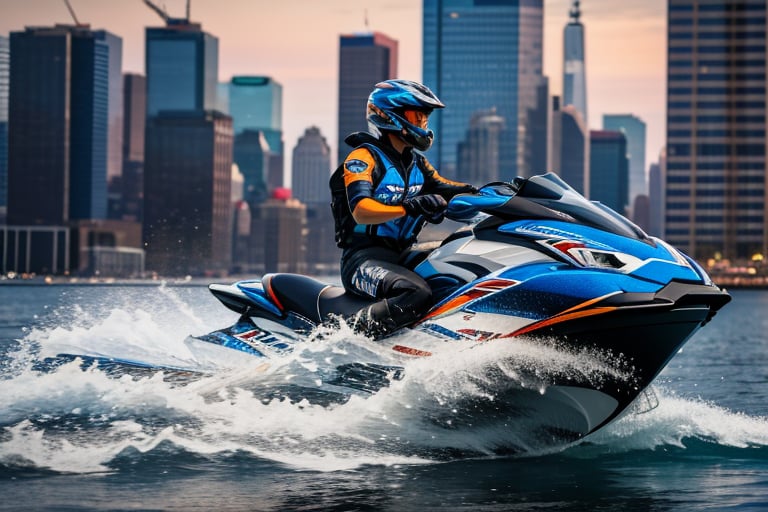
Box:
[366,79,445,151]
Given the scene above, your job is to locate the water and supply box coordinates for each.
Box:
[0,283,766,511]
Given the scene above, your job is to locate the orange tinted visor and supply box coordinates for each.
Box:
[403,109,430,129]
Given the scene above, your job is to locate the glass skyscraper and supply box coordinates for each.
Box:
[590,130,629,214]
[145,23,218,117]
[603,114,646,209]
[337,32,398,163]
[666,0,767,261]
[423,0,548,179]
[228,76,283,157]
[8,25,121,224]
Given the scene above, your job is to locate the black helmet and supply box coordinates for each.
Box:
[366,79,445,151]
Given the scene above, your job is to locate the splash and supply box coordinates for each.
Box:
[1,287,765,473]
[585,388,768,452]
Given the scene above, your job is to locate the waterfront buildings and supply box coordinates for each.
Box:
[666,0,767,262]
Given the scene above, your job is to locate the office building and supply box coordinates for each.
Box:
[227,76,284,193]
[8,25,121,225]
[234,129,271,207]
[589,130,628,214]
[563,0,588,126]
[143,110,233,276]
[551,96,589,195]
[604,114,646,210]
[145,23,218,117]
[251,189,307,274]
[648,152,665,238]
[228,76,282,148]
[337,32,398,162]
[292,126,337,273]
[0,36,8,221]
[292,126,331,205]
[109,73,146,221]
[423,0,548,178]
[456,108,509,185]
[667,0,767,261]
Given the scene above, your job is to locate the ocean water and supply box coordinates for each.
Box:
[0,283,766,511]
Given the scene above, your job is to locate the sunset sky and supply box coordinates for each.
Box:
[1,0,668,180]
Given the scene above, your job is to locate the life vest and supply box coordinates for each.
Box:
[330,142,427,252]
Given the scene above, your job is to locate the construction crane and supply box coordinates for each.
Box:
[62,0,89,27]
[142,0,193,26]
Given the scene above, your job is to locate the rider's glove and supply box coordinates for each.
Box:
[402,194,448,224]
[456,184,478,194]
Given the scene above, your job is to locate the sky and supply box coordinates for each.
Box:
[0,0,668,182]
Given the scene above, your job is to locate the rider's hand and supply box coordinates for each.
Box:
[402,194,448,223]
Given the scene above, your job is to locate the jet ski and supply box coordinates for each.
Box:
[198,172,731,446]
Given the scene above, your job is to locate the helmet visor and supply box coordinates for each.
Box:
[403,109,430,129]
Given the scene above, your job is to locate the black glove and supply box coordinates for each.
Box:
[455,184,478,195]
[402,194,448,223]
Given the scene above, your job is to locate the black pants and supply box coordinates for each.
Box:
[340,245,432,335]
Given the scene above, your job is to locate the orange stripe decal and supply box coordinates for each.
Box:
[263,277,284,312]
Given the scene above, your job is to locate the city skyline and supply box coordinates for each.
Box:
[0,0,667,180]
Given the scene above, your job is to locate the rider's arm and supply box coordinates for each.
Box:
[419,157,476,198]
[343,147,406,225]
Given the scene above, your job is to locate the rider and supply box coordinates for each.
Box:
[329,79,476,338]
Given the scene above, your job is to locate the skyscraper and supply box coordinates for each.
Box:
[666,0,767,261]
[456,108,509,185]
[648,151,665,238]
[228,76,283,151]
[143,110,233,276]
[292,126,331,205]
[423,0,548,179]
[551,96,589,195]
[563,0,588,126]
[228,76,284,192]
[145,23,218,117]
[589,130,629,214]
[143,16,235,275]
[115,73,146,222]
[251,189,307,274]
[603,114,646,211]
[234,129,271,207]
[337,32,398,163]
[0,36,8,221]
[292,126,336,273]
[8,25,122,225]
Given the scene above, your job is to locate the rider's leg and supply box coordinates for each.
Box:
[341,247,432,337]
